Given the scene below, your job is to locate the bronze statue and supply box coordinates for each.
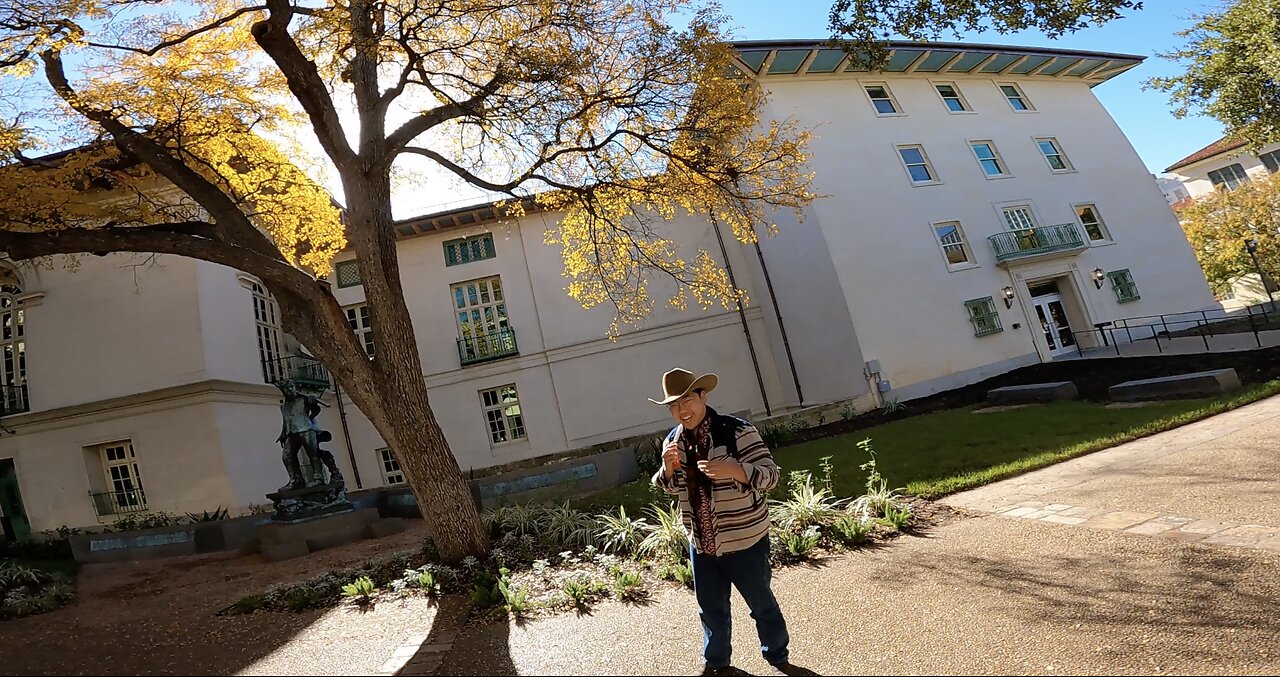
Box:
[276,379,344,493]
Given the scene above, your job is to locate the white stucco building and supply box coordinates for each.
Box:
[0,40,1217,538]
[1165,137,1280,199]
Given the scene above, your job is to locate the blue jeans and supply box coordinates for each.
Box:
[690,536,790,668]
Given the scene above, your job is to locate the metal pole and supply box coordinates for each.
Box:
[1152,325,1162,353]
[1247,246,1275,311]
[710,214,771,416]
[1249,304,1262,348]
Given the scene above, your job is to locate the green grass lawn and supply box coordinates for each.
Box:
[575,381,1280,515]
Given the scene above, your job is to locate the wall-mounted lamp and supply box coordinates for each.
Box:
[1092,268,1106,290]
[1001,285,1015,309]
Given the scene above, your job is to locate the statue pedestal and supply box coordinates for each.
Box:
[253,507,406,562]
[266,482,352,523]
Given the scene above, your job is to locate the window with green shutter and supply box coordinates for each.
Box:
[1107,269,1141,303]
[444,233,496,266]
[335,260,362,288]
[965,297,1003,337]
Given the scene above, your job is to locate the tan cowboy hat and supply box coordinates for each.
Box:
[649,368,718,405]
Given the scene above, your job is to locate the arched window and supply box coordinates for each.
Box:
[0,270,28,413]
[250,281,285,383]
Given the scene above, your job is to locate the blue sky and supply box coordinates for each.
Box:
[720,0,1224,176]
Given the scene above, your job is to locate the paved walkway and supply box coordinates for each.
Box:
[387,396,1280,675]
[942,394,1280,530]
[1067,328,1280,359]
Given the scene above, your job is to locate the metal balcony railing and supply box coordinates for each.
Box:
[262,355,331,390]
[989,223,1087,263]
[90,488,148,517]
[458,328,519,366]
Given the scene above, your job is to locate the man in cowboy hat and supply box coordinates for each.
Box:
[650,368,790,675]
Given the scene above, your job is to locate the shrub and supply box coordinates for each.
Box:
[341,576,376,601]
[879,505,913,531]
[849,439,904,520]
[186,507,229,523]
[659,562,695,589]
[638,502,687,562]
[775,525,820,561]
[0,561,74,620]
[107,511,179,533]
[228,595,263,615]
[561,576,604,609]
[769,470,846,530]
[613,570,646,602]
[496,569,529,616]
[542,502,596,549]
[595,506,650,556]
[417,570,439,596]
[830,514,873,546]
[483,503,546,538]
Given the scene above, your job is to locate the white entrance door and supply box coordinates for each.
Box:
[1032,294,1078,357]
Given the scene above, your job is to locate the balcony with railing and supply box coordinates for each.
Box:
[0,383,29,416]
[262,354,331,390]
[458,328,519,366]
[90,488,148,517]
[989,223,1088,265]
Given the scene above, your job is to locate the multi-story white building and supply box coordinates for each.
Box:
[0,40,1217,538]
[1165,137,1280,199]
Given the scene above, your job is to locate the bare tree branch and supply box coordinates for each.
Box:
[250,0,357,170]
[85,6,267,55]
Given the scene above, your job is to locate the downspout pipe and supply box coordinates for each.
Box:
[333,382,363,489]
[751,238,804,407]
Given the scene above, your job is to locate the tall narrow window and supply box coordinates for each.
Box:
[1036,138,1073,172]
[0,282,27,414]
[378,448,405,486]
[999,83,1033,111]
[1001,206,1037,231]
[1074,204,1110,242]
[934,83,970,112]
[344,304,375,357]
[971,141,1008,177]
[101,441,146,512]
[251,281,285,383]
[454,277,517,364]
[1208,164,1249,191]
[480,385,526,445]
[897,145,937,184]
[933,222,972,267]
[863,84,901,115]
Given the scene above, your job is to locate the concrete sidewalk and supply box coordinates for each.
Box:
[436,516,1279,675]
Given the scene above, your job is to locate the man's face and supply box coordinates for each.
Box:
[668,390,708,430]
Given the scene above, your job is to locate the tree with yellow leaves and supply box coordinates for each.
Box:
[0,0,814,560]
[1177,172,1280,299]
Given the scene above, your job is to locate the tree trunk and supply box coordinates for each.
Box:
[339,168,489,563]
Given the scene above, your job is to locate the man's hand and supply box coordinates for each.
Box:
[662,440,682,478]
[697,458,749,484]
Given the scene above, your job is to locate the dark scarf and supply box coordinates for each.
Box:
[681,414,718,555]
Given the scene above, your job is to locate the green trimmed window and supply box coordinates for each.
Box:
[965,297,1003,337]
[334,260,362,288]
[444,234,496,266]
[1108,269,1140,303]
